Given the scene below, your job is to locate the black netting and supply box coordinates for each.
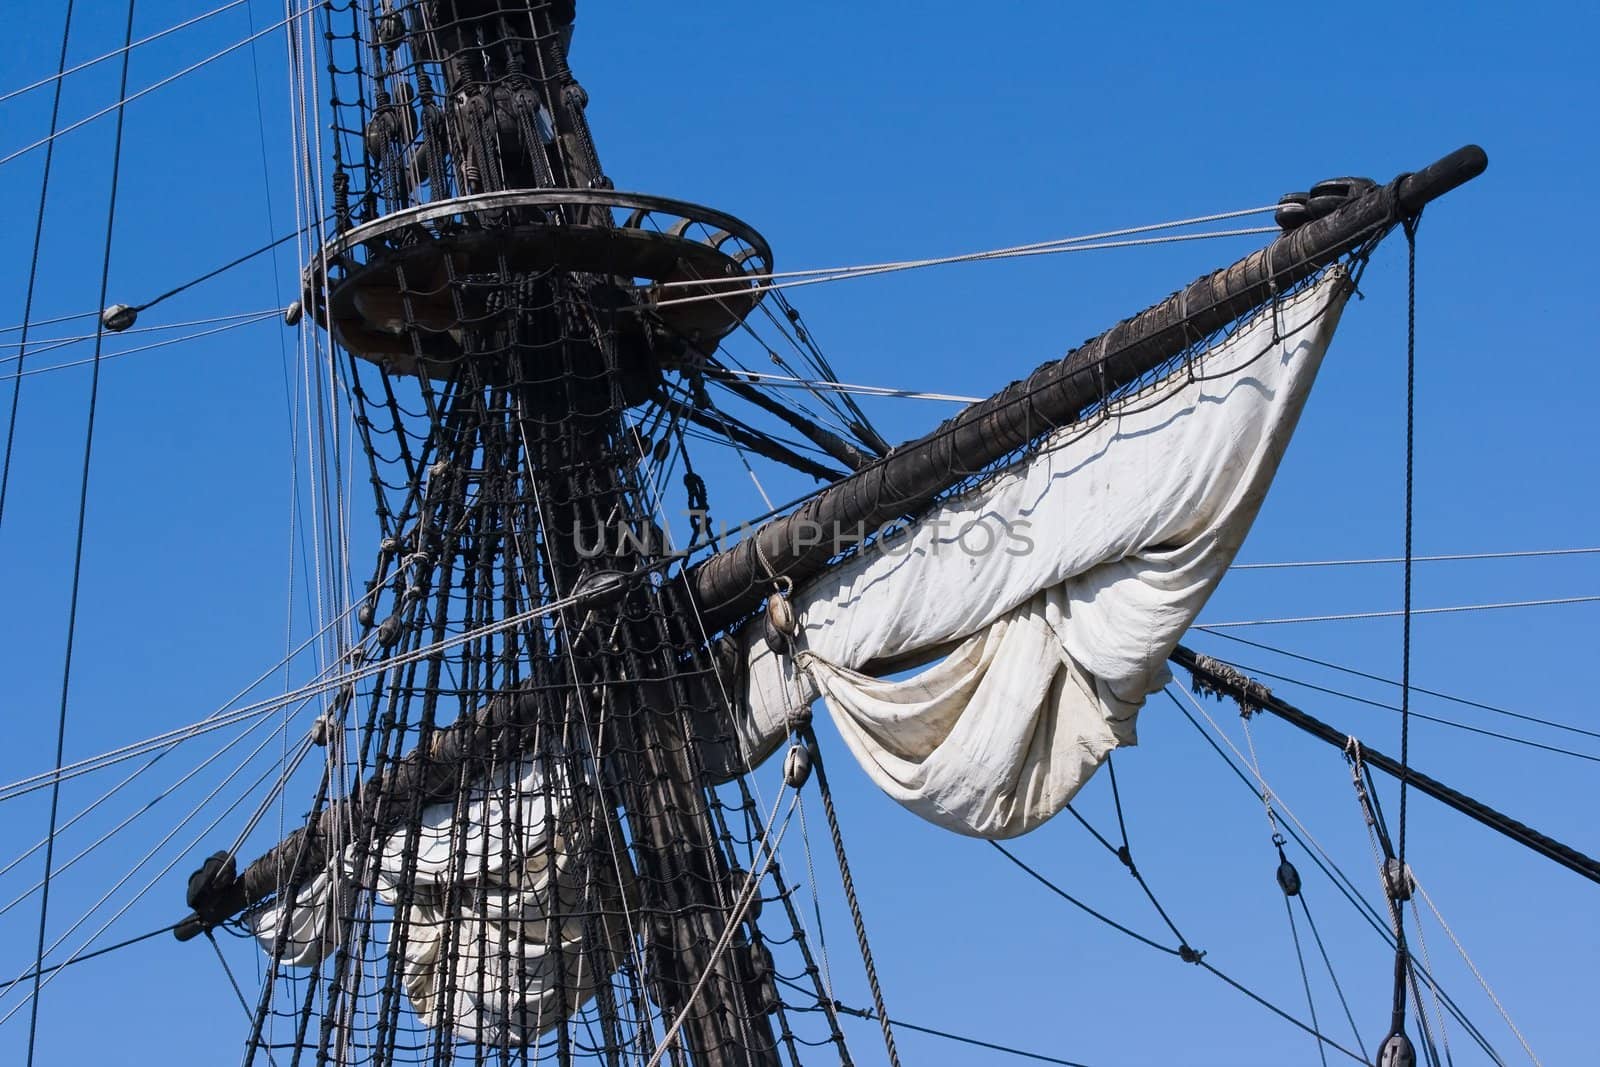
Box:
[207,4,846,1065]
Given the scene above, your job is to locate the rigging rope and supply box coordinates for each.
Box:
[711,369,982,404]
[0,710,296,920]
[768,292,888,452]
[0,703,309,1023]
[988,839,1366,1063]
[1240,707,1334,1067]
[1411,875,1542,1065]
[0,923,178,992]
[26,2,135,1061]
[1195,629,1600,743]
[807,732,901,1067]
[643,788,795,1067]
[653,205,1281,289]
[1210,658,1600,764]
[826,994,1096,1067]
[1166,686,1507,1064]
[1387,212,1423,1062]
[0,308,284,352]
[0,0,246,104]
[1230,545,1600,569]
[0,5,320,169]
[1299,892,1369,1059]
[0,0,75,534]
[1284,882,1330,1067]
[0,311,281,382]
[1198,593,1600,628]
[650,226,1280,310]
[0,217,321,343]
[132,230,304,314]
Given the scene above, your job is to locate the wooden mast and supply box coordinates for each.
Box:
[184,4,786,1064]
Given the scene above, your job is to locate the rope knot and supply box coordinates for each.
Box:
[1188,653,1271,717]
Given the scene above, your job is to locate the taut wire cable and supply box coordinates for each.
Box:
[1194,627,1600,742]
[0,0,245,105]
[1230,546,1600,570]
[26,2,135,1062]
[0,5,321,169]
[652,204,1281,289]
[1388,213,1422,1055]
[0,0,76,532]
[1198,594,1600,628]
[808,733,901,1067]
[650,226,1280,310]
[1167,686,1506,1063]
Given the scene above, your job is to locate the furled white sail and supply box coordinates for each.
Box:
[735,268,1351,838]
[248,758,635,1045]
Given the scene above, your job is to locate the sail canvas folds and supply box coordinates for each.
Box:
[735,269,1351,838]
[248,759,635,1045]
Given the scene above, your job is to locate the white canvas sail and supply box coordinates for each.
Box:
[248,759,635,1045]
[734,268,1351,838]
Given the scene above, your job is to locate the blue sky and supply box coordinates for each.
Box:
[0,2,1595,1064]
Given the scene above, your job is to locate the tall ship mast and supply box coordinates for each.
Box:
[183,3,812,1062]
[0,4,1594,1066]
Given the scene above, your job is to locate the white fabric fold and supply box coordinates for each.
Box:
[248,758,634,1045]
[737,270,1350,838]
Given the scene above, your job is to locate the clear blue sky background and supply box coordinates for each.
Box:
[0,2,1595,1064]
